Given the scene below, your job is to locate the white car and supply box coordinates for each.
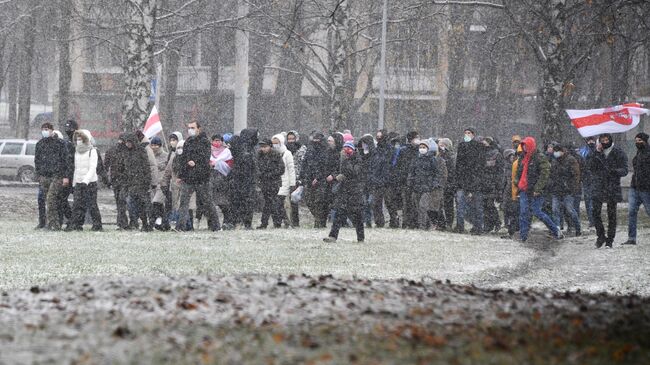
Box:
[0,139,38,183]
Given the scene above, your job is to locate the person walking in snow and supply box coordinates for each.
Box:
[34,122,69,231]
[514,136,562,242]
[407,140,439,230]
[272,133,296,228]
[256,138,286,229]
[286,131,307,227]
[454,127,486,235]
[209,134,234,229]
[65,130,102,231]
[323,142,365,243]
[548,144,582,237]
[587,133,628,248]
[623,132,650,245]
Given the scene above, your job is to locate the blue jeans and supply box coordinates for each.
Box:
[456,190,484,231]
[628,188,650,241]
[519,192,559,241]
[552,195,580,234]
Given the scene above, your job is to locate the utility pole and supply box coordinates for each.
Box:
[377,0,388,130]
[233,0,249,134]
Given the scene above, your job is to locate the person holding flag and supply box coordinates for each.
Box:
[587,134,628,248]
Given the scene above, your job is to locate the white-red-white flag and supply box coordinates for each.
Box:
[566,103,650,137]
[143,105,162,139]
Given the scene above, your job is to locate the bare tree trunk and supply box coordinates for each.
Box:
[161,49,179,132]
[233,0,249,134]
[8,46,18,132]
[443,6,470,135]
[540,69,565,144]
[57,0,72,124]
[17,13,36,139]
[122,0,156,132]
[0,36,6,97]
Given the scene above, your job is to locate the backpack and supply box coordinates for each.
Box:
[89,148,110,186]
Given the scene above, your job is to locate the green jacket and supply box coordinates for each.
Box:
[514,152,550,195]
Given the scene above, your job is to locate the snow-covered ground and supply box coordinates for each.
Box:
[1,185,649,295]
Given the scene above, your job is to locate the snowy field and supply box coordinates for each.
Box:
[1,185,650,364]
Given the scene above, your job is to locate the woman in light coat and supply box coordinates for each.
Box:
[65,129,102,231]
[272,133,296,227]
[161,140,197,229]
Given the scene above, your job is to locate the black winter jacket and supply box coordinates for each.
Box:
[120,134,152,190]
[177,132,211,184]
[588,146,628,202]
[482,146,505,198]
[368,141,393,189]
[257,150,285,193]
[548,154,581,196]
[407,152,438,193]
[104,142,128,187]
[455,139,485,192]
[439,148,455,190]
[35,137,69,179]
[299,140,331,185]
[332,153,364,210]
[229,131,259,201]
[395,144,419,187]
[631,146,650,192]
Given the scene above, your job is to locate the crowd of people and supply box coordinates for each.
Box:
[33,120,650,247]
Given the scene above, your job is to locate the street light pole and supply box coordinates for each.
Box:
[378,0,388,130]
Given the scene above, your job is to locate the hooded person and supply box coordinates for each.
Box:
[366,129,395,228]
[587,133,628,248]
[104,133,130,229]
[299,132,332,228]
[256,138,286,229]
[273,133,296,227]
[117,132,152,231]
[437,137,456,229]
[208,134,234,229]
[57,119,79,226]
[229,128,260,229]
[406,139,440,230]
[323,142,365,243]
[481,137,505,233]
[148,136,170,230]
[64,129,102,231]
[174,121,220,232]
[161,140,197,230]
[548,143,582,237]
[356,134,376,227]
[514,136,562,242]
[501,148,520,239]
[136,130,161,189]
[286,130,307,227]
[396,131,422,229]
[429,139,448,229]
[624,132,650,245]
[167,132,184,162]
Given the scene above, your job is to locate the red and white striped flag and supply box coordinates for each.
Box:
[143,105,162,139]
[566,103,650,137]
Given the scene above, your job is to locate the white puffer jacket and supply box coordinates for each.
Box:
[73,129,98,186]
[273,134,296,196]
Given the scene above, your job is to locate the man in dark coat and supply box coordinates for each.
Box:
[437,138,456,230]
[385,132,403,228]
[624,132,650,245]
[549,144,582,237]
[57,119,78,225]
[299,133,332,228]
[119,133,153,231]
[454,127,485,235]
[481,137,505,233]
[103,134,129,229]
[175,121,220,232]
[323,142,365,242]
[229,128,259,229]
[395,131,421,229]
[367,129,396,228]
[35,122,69,230]
[588,133,628,248]
[256,138,285,229]
[407,140,438,230]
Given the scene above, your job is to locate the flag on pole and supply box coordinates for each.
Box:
[143,105,162,139]
[566,103,650,137]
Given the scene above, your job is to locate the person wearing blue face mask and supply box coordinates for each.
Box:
[34,122,69,231]
[453,127,485,235]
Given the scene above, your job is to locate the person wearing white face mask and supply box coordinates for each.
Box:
[395,131,421,229]
[65,129,102,232]
[548,144,581,237]
[272,134,296,228]
[406,140,439,230]
[454,127,485,235]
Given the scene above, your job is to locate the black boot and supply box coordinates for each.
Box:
[595,236,606,248]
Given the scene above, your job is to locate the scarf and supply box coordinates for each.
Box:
[76,142,91,154]
[517,137,536,192]
[210,147,233,176]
